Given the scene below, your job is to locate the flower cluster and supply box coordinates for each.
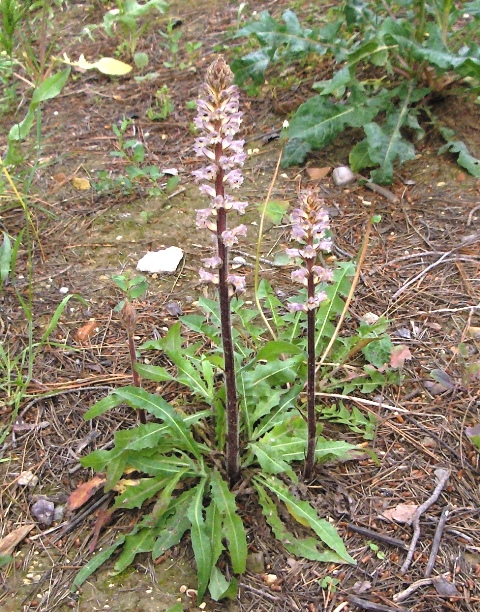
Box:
[287,190,333,312]
[192,56,248,296]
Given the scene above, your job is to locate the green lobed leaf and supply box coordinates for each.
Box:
[31,69,71,104]
[256,474,355,564]
[113,527,156,573]
[187,479,212,603]
[210,470,247,574]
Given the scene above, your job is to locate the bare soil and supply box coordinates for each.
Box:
[1,1,479,611]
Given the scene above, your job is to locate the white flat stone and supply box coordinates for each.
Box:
[137,246,184,274]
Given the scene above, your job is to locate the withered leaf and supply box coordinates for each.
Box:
[390,345,412,369]
[68,476,106,511]
[382,503,418,523]
[0,524,35,556]
[306,166,331,180]
[74,319,98,344]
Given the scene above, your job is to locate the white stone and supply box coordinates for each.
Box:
[333,166,356,186]
[137,247,184,274]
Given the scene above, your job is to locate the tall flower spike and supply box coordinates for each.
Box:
[192,57,248,483]
[193,56,248,295]
[286,189,333,480]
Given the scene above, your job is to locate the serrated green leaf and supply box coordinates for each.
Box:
[287,94,380,150]
[188,480,212,602]
[362,335,393,368]
[105,454,127,491]
[205,499,224,568]
[255,340,305,363]
[127,454,200,478]
[281,137,312,166]
[233,10,326,84]
[210,470,247,574]
[349,138,374,172]
[113,387,201,459]
[114,527,156,573]
[257,475,355,564]
[249,443,297,481]
[71,536,125,591]
[438,136,480,177]
[112,476,168,510]
[84,393,124,420]
[255,482,346,563]
[113,422,176,452]
[259,199,290,224]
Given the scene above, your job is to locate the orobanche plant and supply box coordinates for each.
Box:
[73,57,402,603]
[232,0,480,183]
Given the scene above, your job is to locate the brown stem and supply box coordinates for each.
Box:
[215,143,239,483]
[304,269,317,479]
[128,332,146,424]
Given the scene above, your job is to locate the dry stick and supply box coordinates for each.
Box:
[391,233,480,300]
[254,146,284,341]
[400,468,450,575]
[391,249,453,300]
[347,595,408,612]
[393,575,446,603]
[317,213,374,372]
[347,523,408,550]
[424,504,451,577]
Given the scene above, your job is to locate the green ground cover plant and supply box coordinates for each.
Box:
[72,57,407,604]
[232,0,480,183]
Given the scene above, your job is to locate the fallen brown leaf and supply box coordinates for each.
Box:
[74,319,98,344]
[0,524,35,556]
[382,503,418,523]
[306,166,331,180]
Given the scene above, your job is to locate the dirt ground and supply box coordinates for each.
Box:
[1,1,479,611]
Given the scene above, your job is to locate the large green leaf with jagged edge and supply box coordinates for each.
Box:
[152,489,196,559]
[232,10,327,84]
[112,475,169,510]
[255,481,349,563]
[256,474,355,564]
[188,479,212,603]
[210,470,247,574]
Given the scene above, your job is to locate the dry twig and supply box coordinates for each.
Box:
[400,468,450,574]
